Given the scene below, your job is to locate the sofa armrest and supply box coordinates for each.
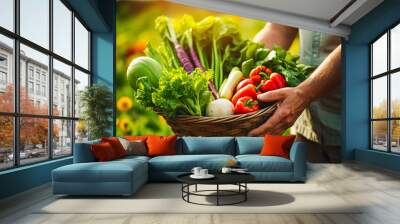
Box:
[289,142,307,181]
[73,142,97,163]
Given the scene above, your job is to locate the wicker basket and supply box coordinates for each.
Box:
[158,104,277,136]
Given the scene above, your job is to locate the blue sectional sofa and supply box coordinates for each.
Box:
[52,137,306,196]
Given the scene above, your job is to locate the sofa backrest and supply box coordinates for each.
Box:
[73,136,265,162]
[178,137,235,155]
[73,139,100,163]
[235,137,264,155]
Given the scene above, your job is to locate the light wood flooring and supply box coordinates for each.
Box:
[1,162,400,224]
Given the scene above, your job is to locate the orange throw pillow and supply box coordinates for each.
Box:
[146,136,177,157]
[260,135,296,159]
[91,142,117,162]
[101,137,126,158]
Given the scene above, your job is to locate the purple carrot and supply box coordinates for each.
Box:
[190,48,205,72]
[188,43,219,98]
[185,29,218,99]
[166,18,194,73]
[190,47,219,98]
[186,29,205,72]
[174,44,194,73]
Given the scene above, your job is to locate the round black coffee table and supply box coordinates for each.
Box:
[177,173,255,206]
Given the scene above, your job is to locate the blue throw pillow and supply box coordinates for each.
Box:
[181,137,235,155]
[235,137,264,155]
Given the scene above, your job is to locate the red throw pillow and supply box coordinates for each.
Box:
[91,142,117,162]
[260,135,296,159]
[146,135,177,157]
[101,137,126,158]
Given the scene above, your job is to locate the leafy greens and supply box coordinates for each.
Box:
[152,68,212,117]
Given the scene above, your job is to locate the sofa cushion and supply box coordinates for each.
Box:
[260,135,296,159]
[53,158,147,183]
[91,142,118,161]
[236,155,293,172]
[235,137,264,155]
[147,136,177,157]
[117,155,150,162]
[149,154,235,172]
[180,137,235,155]
[101,137,127,158]
[119,138,147,156]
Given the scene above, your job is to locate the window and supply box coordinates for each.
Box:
[371,23,400,154]
[42,85,46,97]
[74,18,90,70]
[74,69,89,118]
[53,59,72,117]
[28,67,34,80]
[53,119,72,158]
[0,116,14,170]
[0,0,91,170]
[0,54,7,67]
[54,89,58,104]
[0,54,8,89]
[28,81,34,94]
[35,83,40,95]
[0,0,14,32]
[53,0,72,60]
[0,71,6,85]
[20,0,49,48]
[0,35,13,113]
[19,117,49,165]
[35,70,40,81]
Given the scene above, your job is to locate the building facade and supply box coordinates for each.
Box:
[0,41,76,156]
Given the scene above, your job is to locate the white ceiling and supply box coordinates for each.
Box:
[229,0,353,22]
[169,0,384,37]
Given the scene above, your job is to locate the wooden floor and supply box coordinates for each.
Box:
[1,162,400,224]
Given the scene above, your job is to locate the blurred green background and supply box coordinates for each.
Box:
[116,0,299,136]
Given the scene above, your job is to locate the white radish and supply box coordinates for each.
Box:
[206,99,234,117]
[219,67,243,100]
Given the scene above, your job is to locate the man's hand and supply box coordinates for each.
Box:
[249,45,342,136]
[249,87,310,136]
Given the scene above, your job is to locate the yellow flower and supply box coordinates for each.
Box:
[117,96,133,112]
[118,117,131,132]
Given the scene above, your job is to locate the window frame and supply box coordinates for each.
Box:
[370,20,400,154]
[0,0,92,171]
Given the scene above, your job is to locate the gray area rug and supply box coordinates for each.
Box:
[38,183,361,214]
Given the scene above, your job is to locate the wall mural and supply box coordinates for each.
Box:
[116,0,341,142]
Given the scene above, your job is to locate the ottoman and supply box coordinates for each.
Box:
[52,158,148,196]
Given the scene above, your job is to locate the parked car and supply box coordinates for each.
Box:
[7,153,13,161]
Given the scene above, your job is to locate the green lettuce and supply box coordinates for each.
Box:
[152,68,212,116]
